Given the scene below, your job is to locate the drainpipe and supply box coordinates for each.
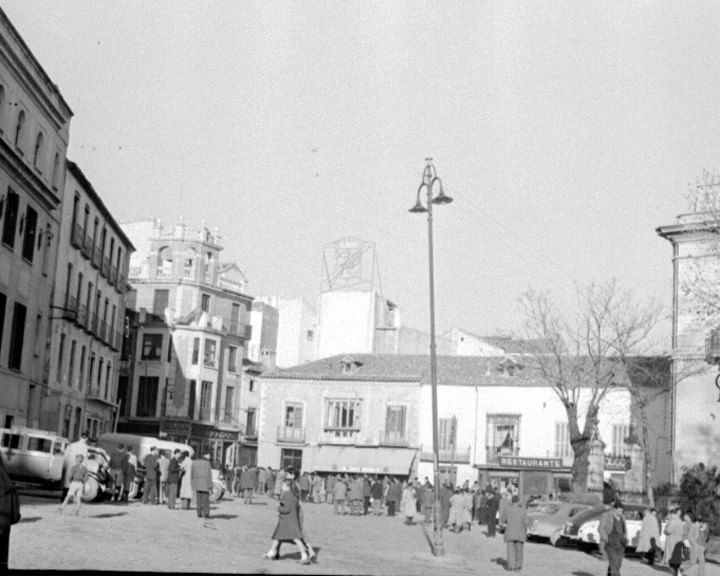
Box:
[473,385,479,478]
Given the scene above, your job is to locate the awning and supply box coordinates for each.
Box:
[310,446,417,476]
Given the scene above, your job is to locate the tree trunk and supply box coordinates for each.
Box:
[570,437,591,493]
[641,410,655,507]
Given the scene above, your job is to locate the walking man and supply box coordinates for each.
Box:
[241,465,258,504]
[605,501,627,576]
[142,446,160,504]
[166,449,181,510]
[107,443,128,502]
[61,432,89,503]
[500,495,529,572]
[191,453,213,519]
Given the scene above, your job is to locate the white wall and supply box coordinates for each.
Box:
[316,291,376,359]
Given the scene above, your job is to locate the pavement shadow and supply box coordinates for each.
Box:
[18,516,41,523]
[92,512,128,519]
[207,514,238,520]
[572,572,595,576]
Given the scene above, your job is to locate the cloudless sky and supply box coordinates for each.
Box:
[4,1,719,345]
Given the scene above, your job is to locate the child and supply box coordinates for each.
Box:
[264,478,311,564]
[59,454,88,516]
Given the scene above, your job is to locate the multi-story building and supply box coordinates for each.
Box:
[0,9,73,429]
[43,161,133,439]
[118,219,253,468]
[274,297,317,368]
[657,211,720,481]
[247,299,278,370]
[259,354,669,497]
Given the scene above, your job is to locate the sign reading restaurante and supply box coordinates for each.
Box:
[497,456,563,469]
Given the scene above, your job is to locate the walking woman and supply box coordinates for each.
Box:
[0,451,21,574]
[264,478,312,565]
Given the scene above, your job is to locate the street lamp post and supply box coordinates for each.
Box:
[409,158,452,556]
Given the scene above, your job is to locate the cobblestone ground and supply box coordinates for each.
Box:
[9,491,720,575]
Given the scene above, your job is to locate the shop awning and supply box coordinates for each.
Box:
[310,446,417,476]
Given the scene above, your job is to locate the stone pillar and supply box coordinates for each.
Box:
[587,437,605,492]
[623,444,644,496]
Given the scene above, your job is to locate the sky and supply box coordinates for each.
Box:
[4,1,719,345]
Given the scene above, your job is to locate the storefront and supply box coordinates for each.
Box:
[476,456,572,499]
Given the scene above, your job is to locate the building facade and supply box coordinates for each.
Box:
[42,161,133,439]
[0,9,73,430]
[657,211,720,481]
[259,354,666,498]
[273,297,317,368]
[247,299,278,369]
[118,219,253,469]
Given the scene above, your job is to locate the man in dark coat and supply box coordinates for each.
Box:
[440,483,452,529]
[142,447,160,504]
[370,477,384,516]
[486,491,500,537]
[386,479,399,517]
[241,465,258,504]
[605,501,627,576]
[191,453,214,519]
[166,449,181,510]
[500,495,529,572]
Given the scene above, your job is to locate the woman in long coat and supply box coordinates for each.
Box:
[664,509,685,565]
[401,482,417,525]
[637,508,661,565]
[265,479,311,564]
[179,452,194,509]
[449,489,465,532]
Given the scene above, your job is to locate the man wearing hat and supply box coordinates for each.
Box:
[605,501,628,576]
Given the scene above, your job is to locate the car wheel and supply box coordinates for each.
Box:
[81,478,100,502]
[210,481,224,502]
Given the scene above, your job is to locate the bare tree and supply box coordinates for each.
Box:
[519,280,663,494]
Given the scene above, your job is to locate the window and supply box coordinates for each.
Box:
[141,333,163,360]
[612,423,630,457]
[248,378,256,392]
[325,399,361,436]
[56,333,66,383]
[554,422,573,459]
[8,302,26,371]
[203,339,216,367]
[14,110,25,150]
[280,448,302,472]
[33,314,42,357]
[97,358,104,396]
[76,272,83,308]
[1,433,21,449]
[117,376,129,417]
[78,346,86,391]
[0,85,4,132]
[439,417,457,452]
[68,340,76,388]
[228,346,237,372]
[61,404,71,438]
[51,153,60,190]
[199,380,213,420]
[188,379,196,419]
[153,289,169,316]
[285,403,303,428]
[73,407,82,440]
[33,132,43,170]
[201,294,210,313]
[21,205,37,262]
[191,337,199,365]
[41,223,51,274]
[27,436,51,453]
[87,353,95,391]
[486,414,520,457]
[385,405,406,441]
[246,407,256,436]
[0,291,5,355]
[224,386,235,422]
[2,190,19,248]
[306,330,314,341]
[230,302,240,333]
[167,334,172,363]
[136,376,159,417]
[105,363,111,400]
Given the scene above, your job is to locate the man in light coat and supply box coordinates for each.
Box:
[191,453,213,519]
[500,495,529,572]
[61,432,89,503]
[598,503,614,560]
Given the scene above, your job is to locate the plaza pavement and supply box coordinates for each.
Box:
[9,491,720,575]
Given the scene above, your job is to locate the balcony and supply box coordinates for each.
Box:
[70,224,84,249]
[378,430,409,447]
[115,273,126,294]
[277,425,305,444]
[318,429,359,445]
[243,425,258,440]
[109,265,118,286]
[485,446,519,465]
[92,245,102,269]
[155,266,171,279]
[183,267,194,280]
[59,294,77,321]
[89,313,98,335]
[419,445,472,464]
[100,255,110,278]
[75,304,88,328]
[226,320,252,340]
[97,319,107,343]
[81,234,93,260]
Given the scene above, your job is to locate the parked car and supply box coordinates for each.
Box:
[97,433,225,502]
[80,446,111,502]
[551,502,666,551]
[527,501,592,540]
[0,427,67,487]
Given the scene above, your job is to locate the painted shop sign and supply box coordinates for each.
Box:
[497,456,563,469]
